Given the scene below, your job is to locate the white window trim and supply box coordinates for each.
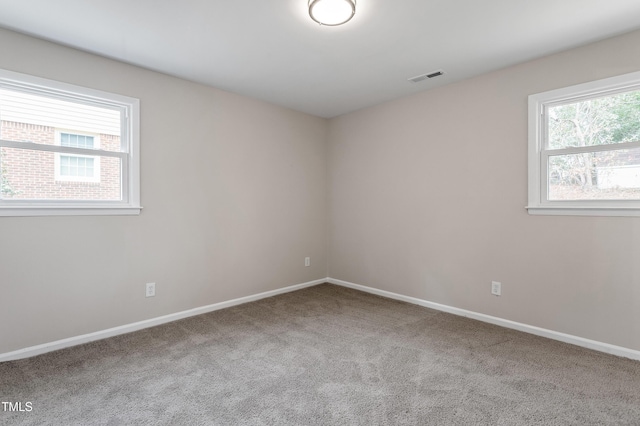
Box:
[0,69,141,217]
[54,130,101,183]
[527,70,640,217]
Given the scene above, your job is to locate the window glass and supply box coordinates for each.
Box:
[60,134,95,149]
[548,91,640,150]
[0,68,139,216]
[548,148,640,201]
[1,147,121,201]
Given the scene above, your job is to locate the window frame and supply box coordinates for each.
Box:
[527,71,640,217]
[0,69,140,216]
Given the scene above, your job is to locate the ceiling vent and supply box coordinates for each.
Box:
[408,70,445,83]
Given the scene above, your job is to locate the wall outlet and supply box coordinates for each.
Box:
[305,257,311,267]
[146,282,156,298]
[491,281,501,296]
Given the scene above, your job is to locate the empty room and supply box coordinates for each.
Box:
[1,0,640,424]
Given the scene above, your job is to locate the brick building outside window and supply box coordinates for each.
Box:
[0,88,122,201]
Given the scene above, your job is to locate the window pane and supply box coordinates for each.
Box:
[60,133,95,149]
[59,155,98,179]
[548,148,640,200]
[548,90,640,150]
[0,88,122,152]
[1,147,121,201]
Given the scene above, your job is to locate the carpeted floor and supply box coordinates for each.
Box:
[1,283,639,425]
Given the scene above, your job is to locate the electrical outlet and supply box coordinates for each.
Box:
[491,281,501,296]
[305,257,310,267]
[146,282,156,298]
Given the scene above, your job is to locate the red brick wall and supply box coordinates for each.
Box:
[0,121,121,200]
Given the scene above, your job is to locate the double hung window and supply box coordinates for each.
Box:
[528,71,640,216]
[0,69,140,216]
[55,132,100,183]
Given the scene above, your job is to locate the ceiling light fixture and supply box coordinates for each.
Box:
[309,0,356,26]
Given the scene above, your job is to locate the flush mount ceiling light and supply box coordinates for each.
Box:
[309,0,356,26]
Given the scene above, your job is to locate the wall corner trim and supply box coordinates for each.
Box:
[327,277,640,361]
[0,278,327,362]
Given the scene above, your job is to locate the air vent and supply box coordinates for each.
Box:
[408,70,445,83]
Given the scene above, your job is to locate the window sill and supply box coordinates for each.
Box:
[526,205,640,217]
[0,206,142,217]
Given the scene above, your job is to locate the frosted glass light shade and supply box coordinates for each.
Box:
[309,0,356,26]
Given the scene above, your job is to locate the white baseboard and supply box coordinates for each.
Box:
[327,278,640,361]
[0,278,326,362]
[4,277,639,362]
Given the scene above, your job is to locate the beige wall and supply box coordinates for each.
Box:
[0,29,327,354]
[2,26,640,356]
[328,30,640,352]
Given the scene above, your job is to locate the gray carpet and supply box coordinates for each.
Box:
[1,284,639,425]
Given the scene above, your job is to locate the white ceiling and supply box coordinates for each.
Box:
[1,0,640,118]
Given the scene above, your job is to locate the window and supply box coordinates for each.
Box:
[55,132,101,183]
[0,69,140,216]
[59,155,97,180]
[527,71,640,216]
